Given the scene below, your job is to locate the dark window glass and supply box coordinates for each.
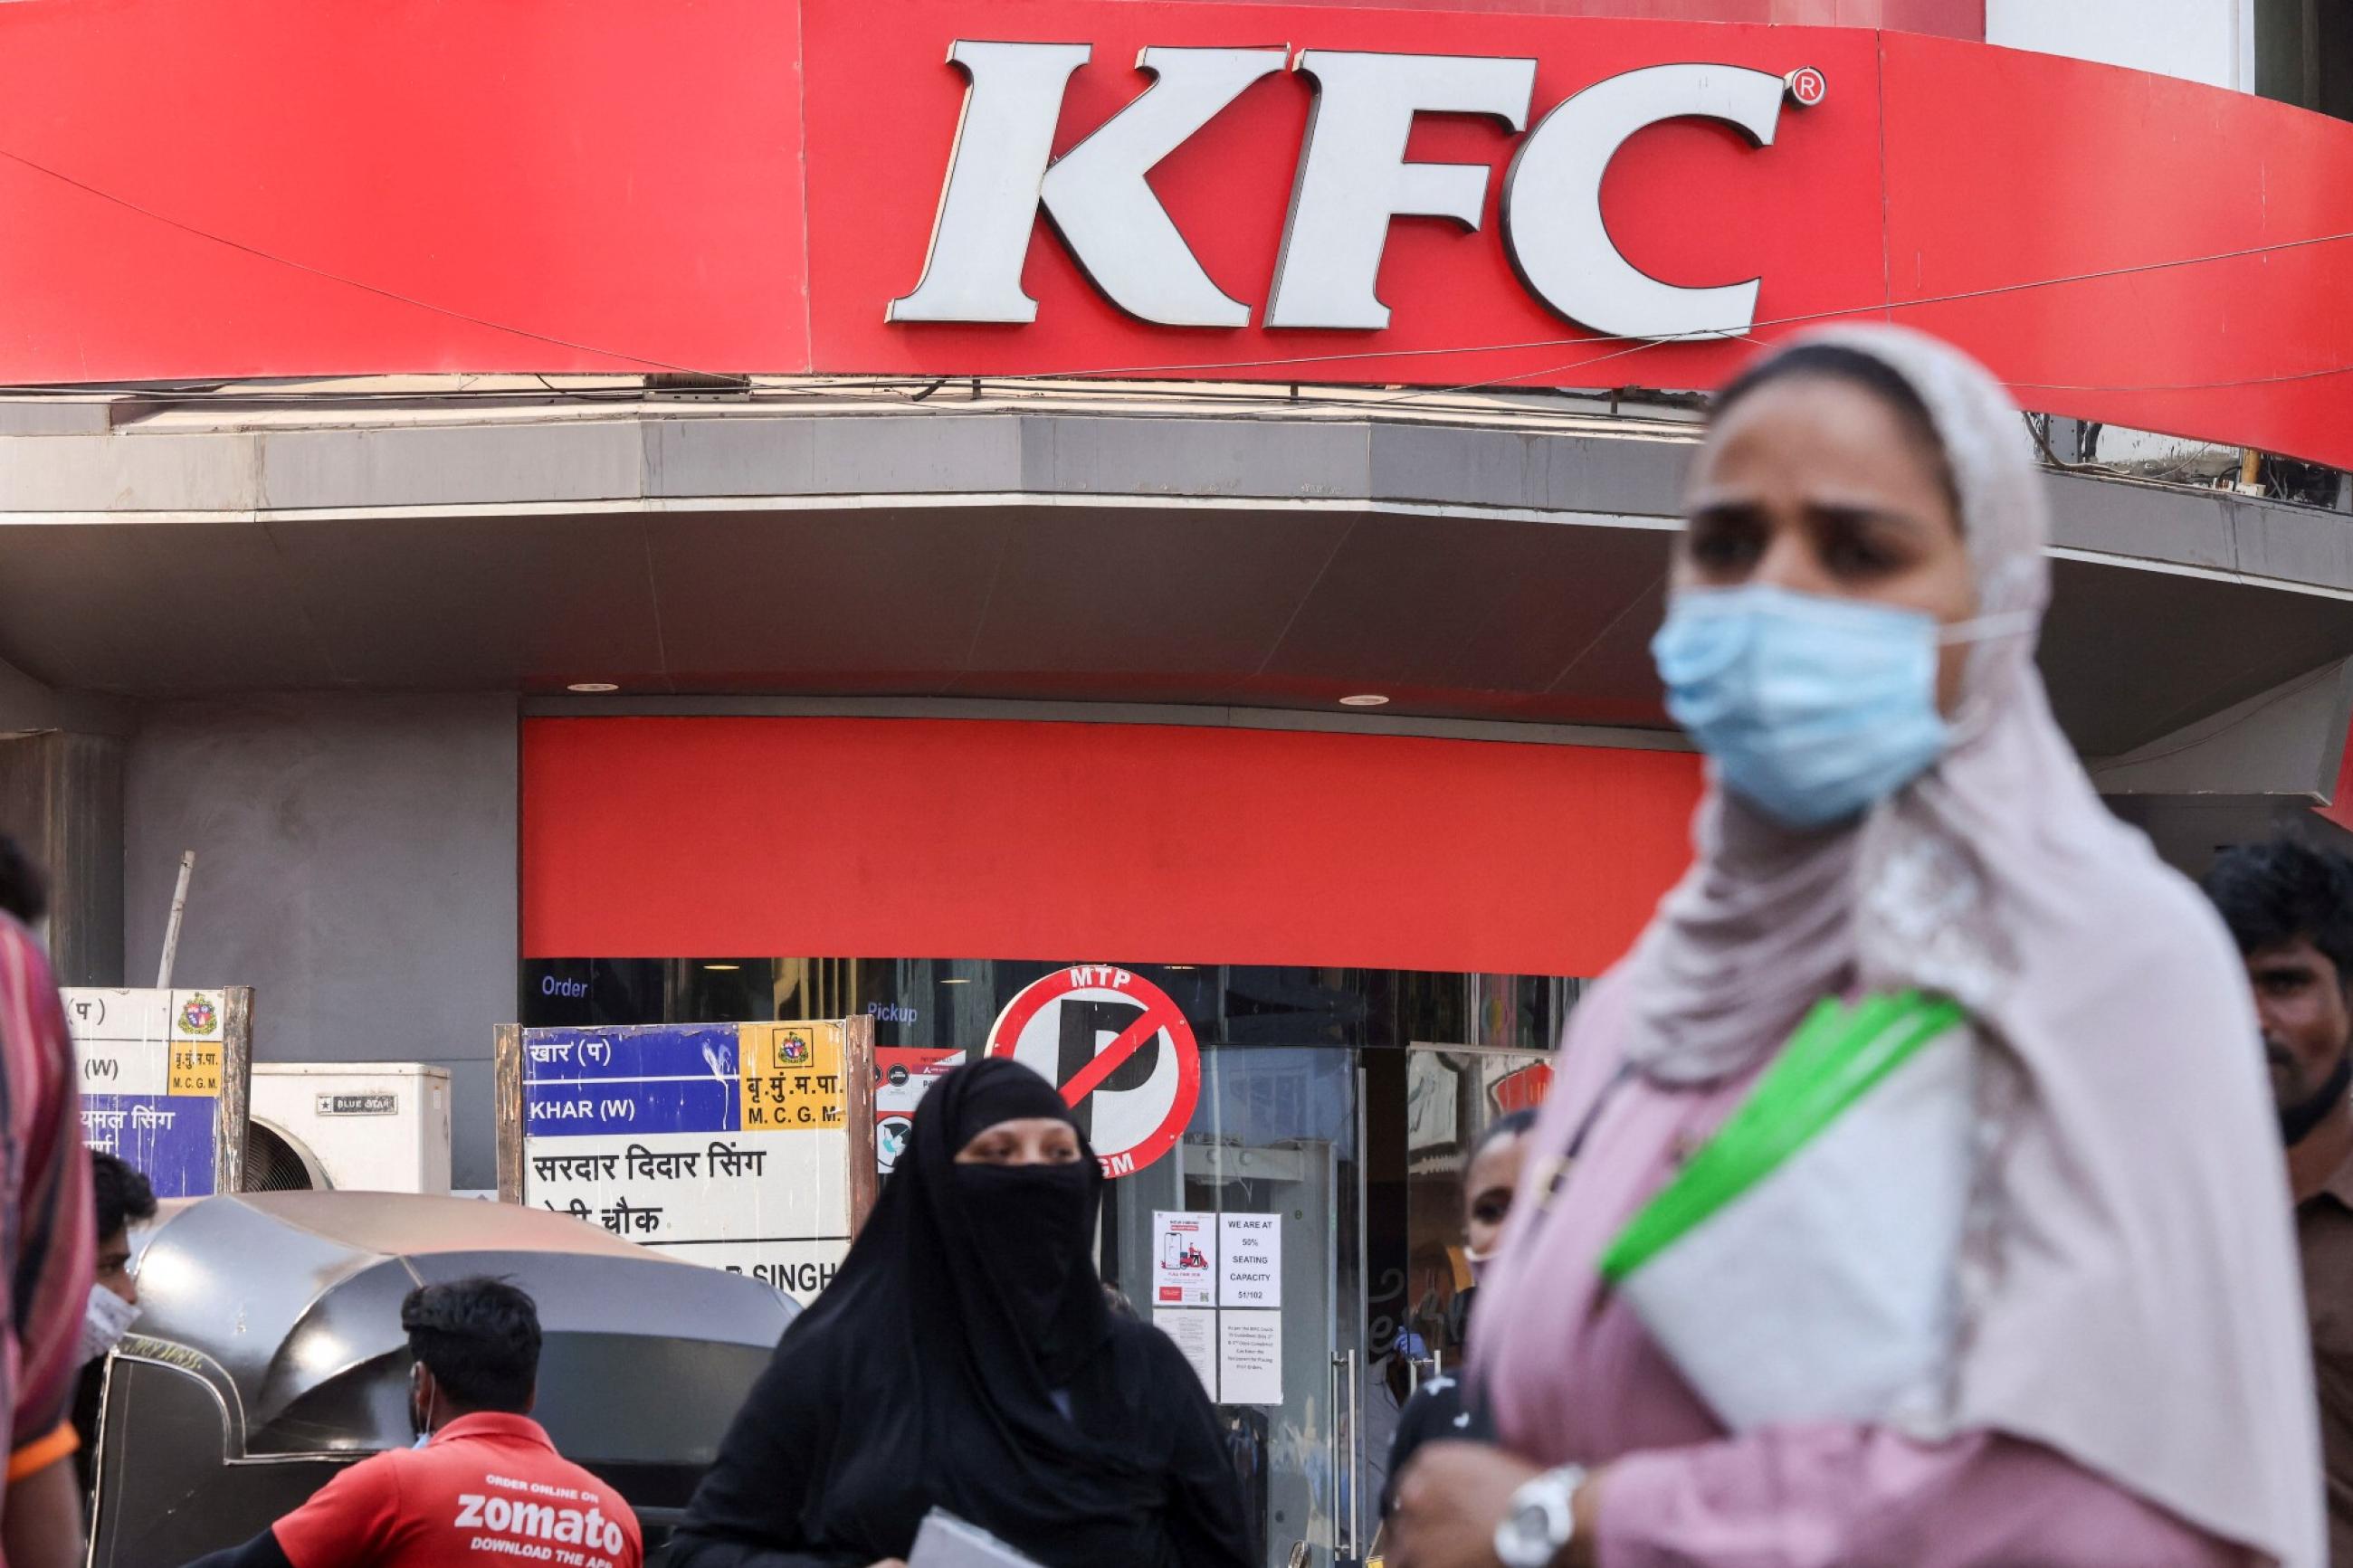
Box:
[520,956,1580,1051]
[2258,0,2353,122]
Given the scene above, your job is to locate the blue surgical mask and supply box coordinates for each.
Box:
[1651,584,2018,830]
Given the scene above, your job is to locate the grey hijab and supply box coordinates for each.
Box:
[1624,326,2322,1564]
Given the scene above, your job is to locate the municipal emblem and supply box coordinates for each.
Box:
[177,993,217,1035]
[780,1032,811,1066]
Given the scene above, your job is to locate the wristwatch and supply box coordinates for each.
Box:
[1493,1463,1588,1568]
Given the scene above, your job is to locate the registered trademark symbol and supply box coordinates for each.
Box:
[1785,67,1827,108]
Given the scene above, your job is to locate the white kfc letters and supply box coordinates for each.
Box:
[890,43,1809,340]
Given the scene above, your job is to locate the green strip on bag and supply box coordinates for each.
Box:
[1596,990,1967,1287]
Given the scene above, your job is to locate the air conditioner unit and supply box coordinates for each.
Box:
[247,1063,452,1195]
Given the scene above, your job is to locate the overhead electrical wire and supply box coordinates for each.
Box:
[0,135,2348,407]
[0,143,710,376]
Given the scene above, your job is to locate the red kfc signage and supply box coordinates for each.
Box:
[808,3,2353,475]
[0,0,2347,467]
[813,4,1890,397]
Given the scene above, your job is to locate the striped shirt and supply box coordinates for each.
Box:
[0,913,93,1493]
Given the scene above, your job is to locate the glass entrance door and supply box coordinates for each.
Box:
[1105,1045,1366,1568]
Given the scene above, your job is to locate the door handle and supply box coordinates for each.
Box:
[1329,1348,1363,1562]
[1329,1351,1348,1563]
[1336,1354,1355,1561]
[1347,1347,1362,1556]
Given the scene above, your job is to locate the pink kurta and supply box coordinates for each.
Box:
[1475,982,2249,1568]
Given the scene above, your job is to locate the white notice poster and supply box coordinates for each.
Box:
[1155,1307,1219,1399]
[1219,1212,1282,1308]
[1152,1210,1215,1307]
[1219,1309,1282,1405]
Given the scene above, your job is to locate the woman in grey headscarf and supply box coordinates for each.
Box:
[1388,327,2320,1568]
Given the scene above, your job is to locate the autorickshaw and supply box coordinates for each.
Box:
[87,1190,795,1565]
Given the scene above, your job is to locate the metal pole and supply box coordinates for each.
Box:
[156,851,195,989]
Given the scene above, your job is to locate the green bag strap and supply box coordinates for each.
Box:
[1593,995,1868,1277]
[1596,990,1967,1286]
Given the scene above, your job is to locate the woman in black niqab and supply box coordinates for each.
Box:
[669,1058,1256,1568]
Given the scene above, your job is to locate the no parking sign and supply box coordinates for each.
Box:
[986,966,1201,1178]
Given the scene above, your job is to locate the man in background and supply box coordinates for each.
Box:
[0,832,95,1568]
[74,1151,157,1504]
[0,835,43,937]
[2204,837,2353,1563]
[183,1277,643,1568]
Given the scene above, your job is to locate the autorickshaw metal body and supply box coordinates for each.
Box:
[88,1191,794,1565]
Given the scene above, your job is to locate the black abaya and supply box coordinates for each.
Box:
[670,1058,1255,1568]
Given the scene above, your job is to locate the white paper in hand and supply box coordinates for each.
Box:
[907,1509,1046,1568]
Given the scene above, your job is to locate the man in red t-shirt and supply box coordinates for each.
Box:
[181,1278,643,1568]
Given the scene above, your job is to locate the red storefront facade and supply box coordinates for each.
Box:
[3,4,2351,1558]
[0,1,2344,467]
